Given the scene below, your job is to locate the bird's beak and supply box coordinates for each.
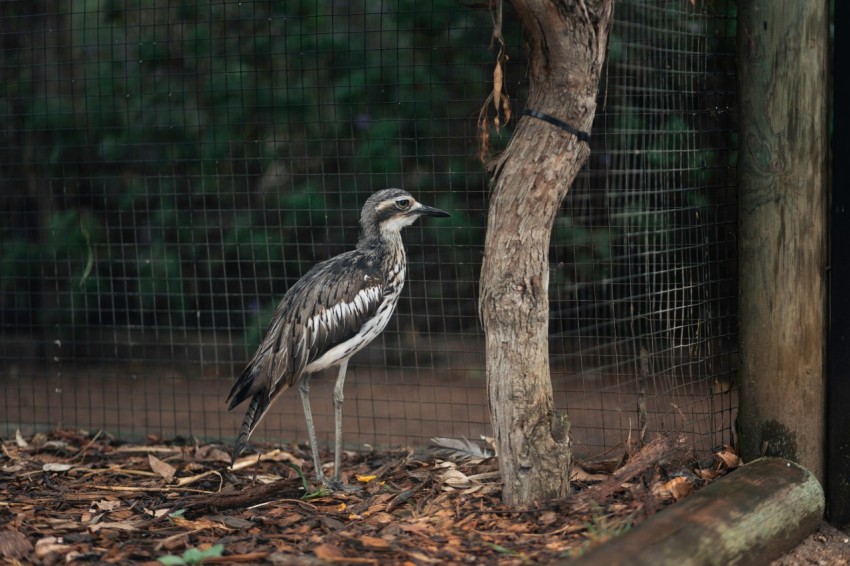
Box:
[414,202,450,218]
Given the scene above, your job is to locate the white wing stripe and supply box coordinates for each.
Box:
[307,285,381,342]
[304,284,395,374]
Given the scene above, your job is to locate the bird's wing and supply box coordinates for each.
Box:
[268,253,386,394]
[227,251,385,409]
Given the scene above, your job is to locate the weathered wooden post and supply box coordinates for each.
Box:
[829,1,850,529]
[737,0,829,481]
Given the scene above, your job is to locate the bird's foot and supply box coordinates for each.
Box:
[322,477,362,493]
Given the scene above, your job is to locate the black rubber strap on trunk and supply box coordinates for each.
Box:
[523,108,590,143]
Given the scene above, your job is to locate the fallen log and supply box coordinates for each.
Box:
[179,478,304,516]
[567,458,824,566]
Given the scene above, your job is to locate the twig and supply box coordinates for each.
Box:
[230,449,303,471]
[176,469,224,489]
[566,434,688,511]
[114,445,183,454]
[90,485,213,494]
[386,479,429,513]
[180,477,303,516]
[73,467,161,479]
[69,430,103,462]
[204,553,271,564]
[154,528,206,551]
[638,347,651,445]
[248,498,318,512]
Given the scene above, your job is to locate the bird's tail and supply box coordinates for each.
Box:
[227,360,261,411]
[231,391,271,464]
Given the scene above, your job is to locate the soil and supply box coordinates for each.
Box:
[771,522,850,566]
[3,429,843,565]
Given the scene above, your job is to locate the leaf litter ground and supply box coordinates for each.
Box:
[0,429,832,565]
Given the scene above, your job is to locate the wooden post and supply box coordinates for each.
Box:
[736,0,829,482]
[478,0,615,507]
[567,458,825,566]
[828,0,850,529]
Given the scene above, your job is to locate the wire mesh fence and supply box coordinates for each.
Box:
[1,0,737,460]
[554,2,738,455]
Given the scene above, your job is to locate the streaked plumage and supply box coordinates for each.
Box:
[227,188,448,487]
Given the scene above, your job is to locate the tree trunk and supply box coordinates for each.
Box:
[479,0,614,507]
[737,0,828,483]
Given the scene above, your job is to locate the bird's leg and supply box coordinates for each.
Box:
[332,360,348,484]
[297,376,325,482]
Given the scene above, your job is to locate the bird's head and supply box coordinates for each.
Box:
[360,189,449,240]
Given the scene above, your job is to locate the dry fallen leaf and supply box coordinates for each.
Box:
[501,90,512,124]
[42,463,72,472]
[359,535,391,550]
[571,465,608,483]
[87,521,140,533]
[142,507,171,518]
[440,468,473,489]
[1,429,724,565]
[207,515,255,529]
[652,476,693,501]
[313,543,345,561]
[493,61,503,117]
[194,444,232,463]
[365,512,394,526]
[231,449,304,470]
[176,469,222,487]
[169,516,226,532]
[94,499,122,512]
[15,430,29,448]
[695,467,720,481]
[30,432,49,446]
[34,537,72,558]
[44,518,81,530]
[716,448,741,470]
[148,454,176,481]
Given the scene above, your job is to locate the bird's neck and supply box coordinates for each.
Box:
[357,229,407,268]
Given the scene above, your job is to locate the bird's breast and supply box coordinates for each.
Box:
[384,261,405,294]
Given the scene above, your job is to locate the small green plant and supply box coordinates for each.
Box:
[483,542,517,556]
[167,508,187,520]
[282,461,330,500]
[157,544,224,566]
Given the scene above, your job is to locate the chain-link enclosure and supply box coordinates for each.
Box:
[1,0,737,460]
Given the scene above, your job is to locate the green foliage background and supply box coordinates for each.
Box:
[1,0,739,360]
[1,0,508,349]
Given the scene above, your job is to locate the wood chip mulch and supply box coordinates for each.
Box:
[0,430,739,565]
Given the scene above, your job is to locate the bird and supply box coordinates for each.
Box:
[226,188,449,489]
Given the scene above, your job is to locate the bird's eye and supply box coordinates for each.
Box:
[395,198,411,210]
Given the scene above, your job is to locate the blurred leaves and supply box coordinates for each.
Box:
[549,1,738,341]
[1,0,737,351]
[1,0,497,340]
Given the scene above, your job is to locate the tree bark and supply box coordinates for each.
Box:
[737,0,828,483]
[479,0,614,507]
